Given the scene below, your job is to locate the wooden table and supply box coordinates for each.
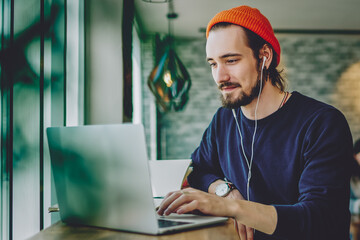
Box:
[28,219,240,240]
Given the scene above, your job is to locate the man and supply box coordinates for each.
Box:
[157,5,353,240]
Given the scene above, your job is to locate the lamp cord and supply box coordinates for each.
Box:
[167,0,176,49]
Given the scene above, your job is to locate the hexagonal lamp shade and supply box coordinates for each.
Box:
[148,47,191,112]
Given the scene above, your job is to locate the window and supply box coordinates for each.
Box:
[0,0,84,239]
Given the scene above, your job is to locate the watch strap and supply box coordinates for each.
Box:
[225,182,235,190]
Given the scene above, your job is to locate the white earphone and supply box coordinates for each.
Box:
[231,55,266,201]
[262,56,267,70]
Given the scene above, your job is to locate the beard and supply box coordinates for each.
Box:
[219,79,261,109]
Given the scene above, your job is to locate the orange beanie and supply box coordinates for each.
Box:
[206,6,281,66]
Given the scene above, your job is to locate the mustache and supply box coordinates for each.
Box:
[218,82,241,90]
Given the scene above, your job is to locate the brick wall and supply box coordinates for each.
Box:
[140,36,155,158]
[141,34,360,159]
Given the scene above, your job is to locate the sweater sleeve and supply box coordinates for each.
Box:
[272,108,352,239]
[188,111,225,192]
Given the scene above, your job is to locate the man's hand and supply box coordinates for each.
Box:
[226,188,244,200]
[227,189,254,240]
[209,180,254,240]
[157,186,277,239]
[157,188,232,217]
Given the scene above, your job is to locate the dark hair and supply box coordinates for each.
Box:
[210,22,286,91]
[355,139,360,155]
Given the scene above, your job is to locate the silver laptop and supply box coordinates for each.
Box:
[47,124,227,235]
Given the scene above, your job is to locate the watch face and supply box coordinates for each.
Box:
[215,183,230,197]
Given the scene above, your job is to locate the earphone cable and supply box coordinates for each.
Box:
[232,57,266,201]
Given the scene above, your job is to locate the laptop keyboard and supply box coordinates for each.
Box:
[158,219,191,228]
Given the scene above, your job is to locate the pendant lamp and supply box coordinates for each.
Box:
[147,5,191,112]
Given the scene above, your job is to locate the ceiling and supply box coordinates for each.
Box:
[134,0,360,38]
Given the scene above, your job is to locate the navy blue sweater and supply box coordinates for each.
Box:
[188,92,353,240]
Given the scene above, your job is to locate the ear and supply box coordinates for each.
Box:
[259,44,273,69]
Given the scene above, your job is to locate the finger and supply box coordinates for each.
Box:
[237,221,247,240]
[246,226,254,240]
[163,191,193,215]
[164,190,177,198]
[157,191,183,215]
[158,191,183,213]
[233,219,241,240]
[175,199,199,214]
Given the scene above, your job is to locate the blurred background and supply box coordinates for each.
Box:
[0,0,359,239]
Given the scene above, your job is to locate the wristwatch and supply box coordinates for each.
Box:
[215,182,235,197]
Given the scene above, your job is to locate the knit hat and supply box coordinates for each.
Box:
[206,5,281,66]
